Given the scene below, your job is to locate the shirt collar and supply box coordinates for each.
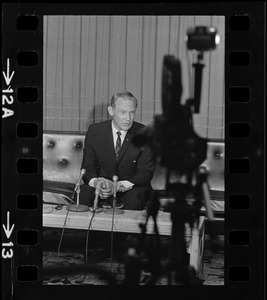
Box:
[111,121,127,139]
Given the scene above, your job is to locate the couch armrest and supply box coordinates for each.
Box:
[43,180,75,196]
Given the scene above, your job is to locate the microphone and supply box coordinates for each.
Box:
[112,175,118,199]
[74,169,86,190]
[67,168,89,212]
[71,169,86,200]
[93,180,101,211]
[104,175,123,215]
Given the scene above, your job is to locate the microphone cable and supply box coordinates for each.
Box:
[109,201,116,273]
[109,175,118,273]
[85,209,96,264]
[83,195,106,283]
[82,183,101,283]
[56,194,83,258]
[57,169,86,257]
[57,207,70,257]
[81,208,97,284]
[85,181,102,263]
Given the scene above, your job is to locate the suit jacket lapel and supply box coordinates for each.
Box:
[105,121,117,162]
[117,124,136,162]
[117,133,131,161]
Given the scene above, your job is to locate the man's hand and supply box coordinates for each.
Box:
[94,178,113,199]
[103,180,126,193]
[94,178,126,199]
[117,182,126,193]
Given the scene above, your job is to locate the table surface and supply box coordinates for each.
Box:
[43,204,205,236]
[43,204,206,273]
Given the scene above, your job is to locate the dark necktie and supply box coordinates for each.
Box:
[115,131,121,159]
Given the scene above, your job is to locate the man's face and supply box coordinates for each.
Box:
[108,97,136,131]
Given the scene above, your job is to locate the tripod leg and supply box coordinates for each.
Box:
[199,170,220,253]
[202,182,214,221]
[168,206,189,285]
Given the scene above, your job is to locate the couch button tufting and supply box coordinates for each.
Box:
[74,141,83,150]
[47,140,55,148]
[213,148,223,160]
[59,158,69,166]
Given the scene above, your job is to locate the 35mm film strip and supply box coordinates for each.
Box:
[2,3,265,300]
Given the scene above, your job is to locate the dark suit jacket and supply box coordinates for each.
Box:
[81,120,155,187]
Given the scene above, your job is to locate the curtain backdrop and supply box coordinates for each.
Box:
[43,15,224,139]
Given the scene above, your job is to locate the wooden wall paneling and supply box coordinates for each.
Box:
[154,16,171,116]
[221,117,225,141]
[94,16,111,123]
[115,16,128,95]
[125,16,143,123]
[208,16,225,139]
[62,16,80,131]
[109,16,122,98]
[44,16,63,130]
[141,16,157,125]
[81,16,98,131]
[101,16,111,122]
[61,15,72,131]
[73,16,83,132]
[53,16,65,131]
[79,16,92,131]
[44,15,52,130]
[43,15,224,139]
[169,16,180,56]
[109,17,128,105]
[43,16,48,129]
[177,15,195,105]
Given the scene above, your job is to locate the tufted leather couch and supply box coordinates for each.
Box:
[43,131,224,212]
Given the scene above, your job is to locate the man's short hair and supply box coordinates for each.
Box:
[110,91,138,108]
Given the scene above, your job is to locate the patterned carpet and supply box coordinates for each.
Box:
[43,229,224,285]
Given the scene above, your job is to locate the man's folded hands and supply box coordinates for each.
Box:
[94,177,126,199]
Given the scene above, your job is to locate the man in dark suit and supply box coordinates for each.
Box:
[79,91,155,210]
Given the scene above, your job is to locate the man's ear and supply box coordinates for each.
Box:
[107,106,114,116]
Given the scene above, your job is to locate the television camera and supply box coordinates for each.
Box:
[130,26,220,285]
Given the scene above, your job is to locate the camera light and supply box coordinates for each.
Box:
[186,26,219,51]
[209,27,216,33]
[215,34,220,46]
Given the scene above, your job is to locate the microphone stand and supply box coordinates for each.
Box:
[92,183,103,213]
[104,175,124,215]
[67,181,89,212]
[196,166,220,253]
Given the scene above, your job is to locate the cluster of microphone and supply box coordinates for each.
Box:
[74,169,119,212]
[93,175,119,211]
